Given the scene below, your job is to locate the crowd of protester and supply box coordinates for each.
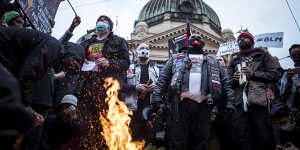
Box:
[0,1,299,150]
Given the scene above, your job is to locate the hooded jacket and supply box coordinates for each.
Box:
[0,27,64,106]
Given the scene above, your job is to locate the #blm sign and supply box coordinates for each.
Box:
[16,0,61,33]
[216,40,239,56]
[217,32,284,56]
[254,32,284,48]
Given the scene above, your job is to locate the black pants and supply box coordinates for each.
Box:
[130,114,155,144]
[167,99,210,150]
[232,105,275,150]
[213,111,238,150]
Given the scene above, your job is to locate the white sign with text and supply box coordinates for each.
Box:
[254,32,284,48]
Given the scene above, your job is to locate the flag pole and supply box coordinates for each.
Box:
[66,0,78,16]
[285,0,300,33]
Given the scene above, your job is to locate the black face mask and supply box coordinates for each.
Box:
[188,36,205,54]
[238,40,252,50]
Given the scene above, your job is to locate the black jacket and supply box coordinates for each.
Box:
[53,42,85,110]
[80,33,130,87]
[0,27,64,106]
[227,48,279,105]
[151,53,235,106]
[0,63,35,135]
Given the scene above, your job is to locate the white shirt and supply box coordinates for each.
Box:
[189,54,203,94]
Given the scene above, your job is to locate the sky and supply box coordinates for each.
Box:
[51,0,300,69]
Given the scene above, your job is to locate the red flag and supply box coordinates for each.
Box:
[184,22,191,47]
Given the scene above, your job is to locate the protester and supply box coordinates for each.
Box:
[0,63,35,150]
[0,27,64,149]
[216,56,227,69]
[270,103,300,150]
[228,32,278,150]
[280,44,300,109]
[151,34,235,150]
[78,15,130,149]
[125,43,159,145]
[40,95,80,150]
[4,10,24,28]
[33,41,85,150]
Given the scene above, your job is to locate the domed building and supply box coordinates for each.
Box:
[128,0,235,64]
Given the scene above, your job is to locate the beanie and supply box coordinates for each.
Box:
[4,11,20,24]
[60,95,78,107]
[96,15,113,32]
[238,32,254,44]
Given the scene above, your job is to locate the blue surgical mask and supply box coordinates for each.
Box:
[96,21,109,33]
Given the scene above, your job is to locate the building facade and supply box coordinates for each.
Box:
[76,0,236,65]
[128,0,235,64]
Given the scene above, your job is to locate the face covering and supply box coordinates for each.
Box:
[138,49,150,58]
[281,121,296,132]
[238,38,252,50]
[96,21,109,33]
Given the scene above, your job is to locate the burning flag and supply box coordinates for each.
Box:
[100,77,145,150]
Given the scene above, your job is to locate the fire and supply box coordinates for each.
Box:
[100,77,145,150]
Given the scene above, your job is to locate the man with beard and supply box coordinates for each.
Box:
[151,34,236,150]
[228,32,279,150]
[79,15,129,149]
[280,44,300,110]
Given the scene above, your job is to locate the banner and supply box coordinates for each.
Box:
[217,32,284,56]
[254,32,284,48]
[17,0,61,33]
[216,41,239,56]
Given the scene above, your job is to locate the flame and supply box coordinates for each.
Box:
[100,77,145,150]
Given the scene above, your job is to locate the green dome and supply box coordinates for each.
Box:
[137,0,221,32]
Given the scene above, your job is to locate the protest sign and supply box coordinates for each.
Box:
[217,32,284,56]
[16,0,61,33]
[254,32,284,48]
[216,40,239,56]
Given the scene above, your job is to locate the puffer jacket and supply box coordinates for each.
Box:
[227,48,279,105]
[80,33,130,87]
[151,52,235,106]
